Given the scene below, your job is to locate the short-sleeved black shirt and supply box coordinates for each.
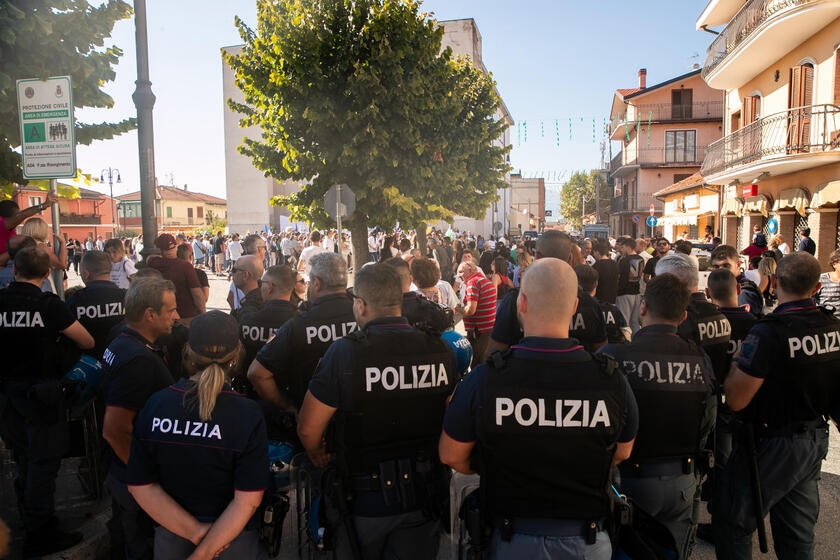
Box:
[617,254,645,296]
[101,327,174,480]
[126,379,268,521]
[593,259,619,304]
[0,281,76,380]
[66,280,126,360]
[237,298,299,373]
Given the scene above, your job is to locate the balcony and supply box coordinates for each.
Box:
[59,213,101,225]
[610,193,665,214]
[610,152,623,176]
[701,104,840,184]
[610,102,723,140]
[701,0,840,90]
[613,147,708,177]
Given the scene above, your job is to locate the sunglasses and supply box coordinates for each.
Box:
[231,267,245,274]
[257,279,273,289]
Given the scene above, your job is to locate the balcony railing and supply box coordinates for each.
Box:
[610,152,623,175]
[610,102,723,137]
[702,0,814,80]
[701,104,840,176]
[59,213,101,224]
[610,193,664,213]
[621,147,708,167]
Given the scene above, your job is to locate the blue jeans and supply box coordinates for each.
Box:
[488,528,611,559]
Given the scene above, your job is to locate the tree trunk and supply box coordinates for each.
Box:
[415,223,427,255]
[350,215,370,278]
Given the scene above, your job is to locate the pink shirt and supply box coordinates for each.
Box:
[0,217,15,255]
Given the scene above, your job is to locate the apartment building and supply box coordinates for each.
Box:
[116,185,227,235]
[12,183,117,241]
[609,68,724,237]
[508,173,545,234]
[697,0,840,263]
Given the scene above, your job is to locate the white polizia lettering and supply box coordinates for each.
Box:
[697,318,731,341]
[151,417,222,440]
[241,325,273,343]
[76,302,123,319]
[788,331,840,358]
[495,398,610,428]
[621,359,705,384]
[0,311,45,328]
[365,363,449,392]
[305,321,357,344]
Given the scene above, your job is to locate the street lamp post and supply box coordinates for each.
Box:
[100,167,121,237]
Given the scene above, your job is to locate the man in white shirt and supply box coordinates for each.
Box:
[95,236,104,251]
[228,234,243,263]
[322,230,337,253]
[298,230,326,277]
[367,233,378,263]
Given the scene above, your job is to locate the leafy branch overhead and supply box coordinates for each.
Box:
[226,0,510,234]
[0,0,136,196]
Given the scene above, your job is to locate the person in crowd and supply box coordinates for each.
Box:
[710,245,765,316]
[512,247,533,289]
[0,193,58,266]
[440,258,637,558]
[126,311,268,559]
[148,234,205,324]
[703,225,714,244]
[592,239,619,305]
[797,227,816,255]
[0,246,94,557]
[490,256,514,302]
[428,237,452,283]
[643,237,671,282]
[757,255,777,308]
[231,254,264,320]
[384,257,453,334]
[105,237,137,289]
[815,248,840,319]
[615,237,644,333]
[455,259,497,366]
[580,238,596,265]
[212,231,225,275]
[67,250,127,360]
[177,243,209,304]
[298,230,326,276]
[741,232,768,260]
[0,236,47,290]
[297,263,456,558]
[743,255,762,286]
[769,234,789,259]
[576,264,630,344]
[191,235,205,268]
[226,234,268,312]
[21,217,67,288]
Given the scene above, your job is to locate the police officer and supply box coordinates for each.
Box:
[709,245,765,316]
[297,263,456,558]
[248,252,356,414]
[655,254,731,383]
[101,277,179,560]
[441,258,638,558]
[383,256,453,333]
[67,250,127,360]
[599,274,716,558]
[715,253,838,559]
[706,269,758,363]
[575,264,630,344]
[238,264,299,370]
[489,231,607,357]
[0,246,94,557]
[126,311,269,558]
[230,254,264,321]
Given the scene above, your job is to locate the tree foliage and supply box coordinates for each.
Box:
[559,170,611,230]
[0,0,136,196]
[225,0,509,258]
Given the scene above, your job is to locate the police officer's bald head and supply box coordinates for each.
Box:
[776,253,821,298]
[518,258,578,335]
[535,230,572,261]
[353,264,402,326]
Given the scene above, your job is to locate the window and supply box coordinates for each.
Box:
[731,110,741,133]
[197,206,203,218]
[673,173,692,183]
[28,196,42,207]
[166,206,172,218]
[665,130,696,163]
[743,95,761,124]
[187,207,193,218]
[671,89,693,119]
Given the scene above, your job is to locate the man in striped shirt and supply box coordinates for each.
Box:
[456,260,497,367]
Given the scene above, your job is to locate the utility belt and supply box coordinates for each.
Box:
[492,516,607,540]
[619,452,714,478]
[752,419,827,441]
[349,456,447,515]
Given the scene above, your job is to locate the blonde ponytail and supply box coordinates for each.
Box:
[183,344,241,421]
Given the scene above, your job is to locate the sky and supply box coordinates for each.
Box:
[66,0,716,215]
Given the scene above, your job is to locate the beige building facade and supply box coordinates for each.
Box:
[697,0,840,265]
[117,185,227,234]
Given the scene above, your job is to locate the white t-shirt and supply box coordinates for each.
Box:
[228,240,243,261]
[778,242,790,255]
[110,258,137,289]
[299,245,326,276]
[368,235,377,252]
[229,281,245,310]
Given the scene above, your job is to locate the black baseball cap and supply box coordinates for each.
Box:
[188,311,239,359]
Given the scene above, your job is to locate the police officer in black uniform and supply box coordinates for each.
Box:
[599,273,716,558]
[0,246,94,556]
[575,264,630,344]
[706,269,758,364]
[715,253,839,559]
[67,250,126,360]
[248,252,356,415]
[101,277,179,560]
[488,231,607,356]
[383,256,453,333]
[230,254,264,321]
[126,311,269,558]
[297,263,456,558]
[441,258,638,558]
[238,264,298,371]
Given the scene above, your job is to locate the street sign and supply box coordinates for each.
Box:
[545,209,552,217]
[649,204,655,216]
[646,215,658,228]
[632,214,641,223]
[324,184,355,220]
[767,218,778,234]
[17,76,76,179]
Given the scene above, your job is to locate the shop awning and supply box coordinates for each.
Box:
[812,180,840,208]
[721,197,743,216]
[772,187,809,216]
[742,194,770,217]
[659,215,698,227]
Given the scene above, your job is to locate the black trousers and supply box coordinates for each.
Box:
[0,380,68,533]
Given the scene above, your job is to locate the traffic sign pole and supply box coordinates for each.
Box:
[336,183,342,235]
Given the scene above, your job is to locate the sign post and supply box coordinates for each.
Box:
[324,184,356,234]
[17,76,76,299]
[646,215,658,237]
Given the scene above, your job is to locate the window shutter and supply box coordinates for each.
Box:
[789,66,802,109]
[835,50,840,106]
[683,89,693,119]
[800,65,814,147]
[788,67,802,151]
[743,97,752,124]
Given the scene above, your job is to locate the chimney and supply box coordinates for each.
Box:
[638,68,647,89]
[183,184,188,191]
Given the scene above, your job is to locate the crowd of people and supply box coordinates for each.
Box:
[0,189,838,560]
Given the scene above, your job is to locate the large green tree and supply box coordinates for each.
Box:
[226,0,509,262]
[0,0,136,196]
[559,169,611,230]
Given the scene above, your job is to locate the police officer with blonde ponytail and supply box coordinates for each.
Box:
[126,310,269,559]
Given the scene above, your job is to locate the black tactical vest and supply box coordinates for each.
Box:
[285,293,357,406]
[750,307,840,426]
[238,299,298,368]
[334,328,454,476]
[609,329,714,462]
[402,292,454,334]
[600,301,628,344]
[570,291,607,351]
[68,281,127,360]
[719,307,757,363]
[477,350,625,520]
[679,295,731,382]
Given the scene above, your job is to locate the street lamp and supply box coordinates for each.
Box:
[101,167,121,237]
